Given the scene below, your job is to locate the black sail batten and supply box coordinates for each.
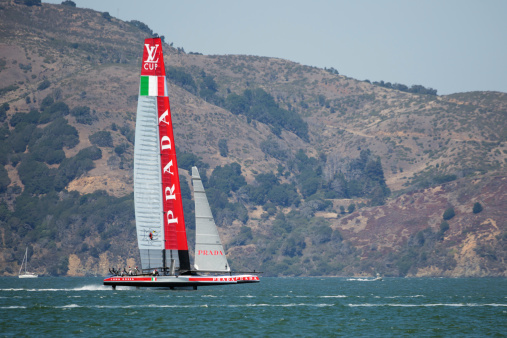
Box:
[178,249,191,272]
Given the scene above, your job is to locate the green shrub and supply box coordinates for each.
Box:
[167,66,197,93]
[472,202,483,214]
[225,88,309,141]
[397,253,416,276]
[0,85,19,96]
[209,163,246,196]
[89,131,113,147]
[40,95,54,110]
[218,139,228,157]
[0,165,10,192]
[54,146,101,191]
[39,101,70,123]
[323,149,390,204]
[0,140,11,165]
[37,79,50,91]
[440,221,450,232]
[433,174,457,184]
[260,139,288,160]
[61,0,76,6]
[29,118,79,164]
[114,143,128,156]
[10,109,40,127]
[17,158,55,194]
[234,226,253,245]
[101,12,112,21]
[9,124,37,153]
[71,106,96,125]
[347,203,356,213]
[0,103,10,122]
[128,20,154,35]
[176,151,208,173]
[267,183,299,207]
[78,146,102,161]
[301,177,320,197]
[443,207,455,220]
[312,223,332,244]
[15,0,41,6]
[282,234,306,257]
[119,124,135,144]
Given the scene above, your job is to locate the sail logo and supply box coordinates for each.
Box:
[141,38,165,76]
[145,229,158,244]
[235,276,259,281]
[156,96,188,251]
[143,43,159,71]
[212,277,235,282]
[198,250,224,256]
[108,277,137,281]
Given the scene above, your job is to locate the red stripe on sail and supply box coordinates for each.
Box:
[157,96,188,251]
[158,76,165,96]
[141,38,166,76]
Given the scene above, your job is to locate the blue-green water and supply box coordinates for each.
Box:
[0,277,505,336]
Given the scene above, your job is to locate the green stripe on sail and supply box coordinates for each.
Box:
[140,76,149,96]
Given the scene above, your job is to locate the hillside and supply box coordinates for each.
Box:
[0,1,505,277]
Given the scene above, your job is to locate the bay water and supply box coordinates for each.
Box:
[1,277,505,336]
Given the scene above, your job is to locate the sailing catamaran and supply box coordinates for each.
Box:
[103,38,259,289]
[19,247,38,278]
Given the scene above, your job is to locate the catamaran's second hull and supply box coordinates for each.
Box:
[103,274,259,289]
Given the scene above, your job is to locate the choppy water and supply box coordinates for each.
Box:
[0,277,505,336]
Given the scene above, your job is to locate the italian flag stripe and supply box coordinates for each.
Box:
[140,76,166,96]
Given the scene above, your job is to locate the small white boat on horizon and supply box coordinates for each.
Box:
[19,247,38,278]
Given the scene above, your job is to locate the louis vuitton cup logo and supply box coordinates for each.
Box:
[143,43,159,71]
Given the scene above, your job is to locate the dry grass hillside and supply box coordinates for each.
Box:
[0,1,505,277]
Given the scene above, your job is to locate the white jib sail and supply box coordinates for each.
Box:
[134,96,164,269]
[192,166,230,272]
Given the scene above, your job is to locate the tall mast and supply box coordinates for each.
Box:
[134,38,190,272]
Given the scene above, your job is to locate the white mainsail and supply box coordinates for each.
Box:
[192,166,230,272]
[134,96,165,269]
[133,38,190,272]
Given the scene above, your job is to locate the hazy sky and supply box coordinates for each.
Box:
[44,0,506,95]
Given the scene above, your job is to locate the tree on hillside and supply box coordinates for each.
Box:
[89,131,113,147]
[225,88,309,141]
[167,67,197,93]
[473,202,483,214]
[61,1,76,6]
[209,163,246,196]
[347,203,356,213]
[443,207,455,220]
[14,0,41,6]
[102,12,112,21]
[0,165,10,193]
[218,139,228,157]
[324,149,390,205]
[128,20,153,35]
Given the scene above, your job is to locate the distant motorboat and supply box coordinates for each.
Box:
[19,247,38,278]
[347,273,383,282]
